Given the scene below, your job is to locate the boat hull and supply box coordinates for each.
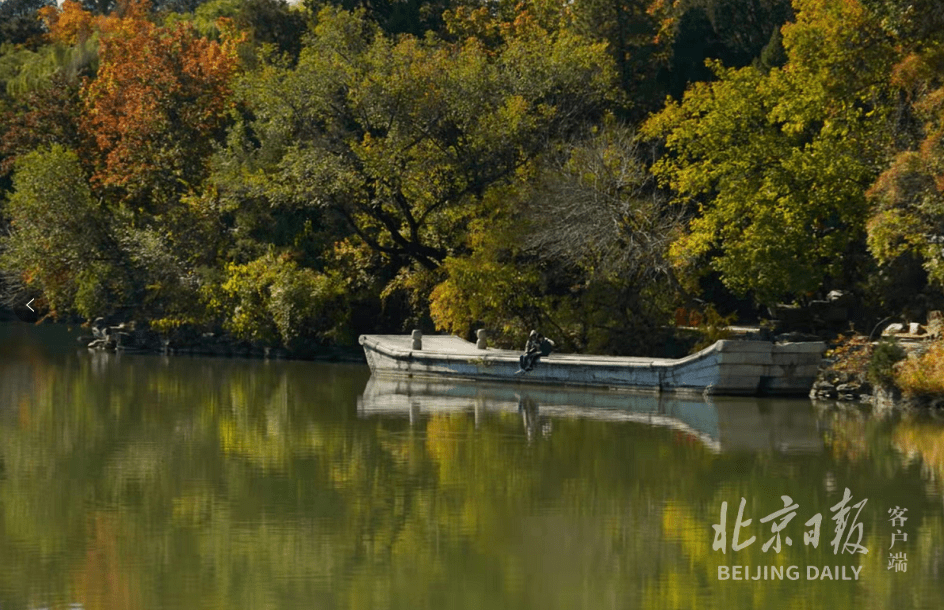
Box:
[359,335,824,397]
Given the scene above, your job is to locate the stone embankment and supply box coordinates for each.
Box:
[811,311,944,410]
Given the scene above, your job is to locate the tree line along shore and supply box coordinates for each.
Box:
[1,0,943,401]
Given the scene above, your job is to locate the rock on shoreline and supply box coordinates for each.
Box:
[811,324,944,410]
[79,319,365,363]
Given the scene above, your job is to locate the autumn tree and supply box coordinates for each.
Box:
[206,252,349,347]
[0,1,99,107]
[0,76,84,179]
[39,0,107,44]
[195,6,620,339]
[0,0,244,323]
[864,1,944,289]
[81,0,241,211]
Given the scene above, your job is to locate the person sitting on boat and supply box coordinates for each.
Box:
[520,331,540,371]
[518,330,555,373]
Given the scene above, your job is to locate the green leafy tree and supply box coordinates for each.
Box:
[187,0,307,60]
[0,145,122,316]
[428,187,546,344]
[643,0,896,305]
[213,6,617,328]
[303,0,457,36]
[0,38,98,105]
[208,252,348,346]
[292,8,612,268]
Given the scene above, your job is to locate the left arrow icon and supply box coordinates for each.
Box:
[14,295,40,322]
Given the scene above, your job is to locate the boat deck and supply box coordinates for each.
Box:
[365,335,661,366]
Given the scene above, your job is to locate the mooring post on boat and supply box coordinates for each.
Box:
[476,328,488,349]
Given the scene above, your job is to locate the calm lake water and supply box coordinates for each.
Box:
[1,323,942,609]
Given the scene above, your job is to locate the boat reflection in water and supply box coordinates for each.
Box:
[357,376,824,453]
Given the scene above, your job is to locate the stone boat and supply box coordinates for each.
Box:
[359,334,825,396]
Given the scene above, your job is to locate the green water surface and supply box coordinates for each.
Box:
[0,323,942,609]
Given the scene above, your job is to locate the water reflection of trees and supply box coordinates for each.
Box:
[0,354,941,609]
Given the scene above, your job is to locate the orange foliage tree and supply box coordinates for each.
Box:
[38,0,106,45]
[79,0,242,210]
[865,2,944,287]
